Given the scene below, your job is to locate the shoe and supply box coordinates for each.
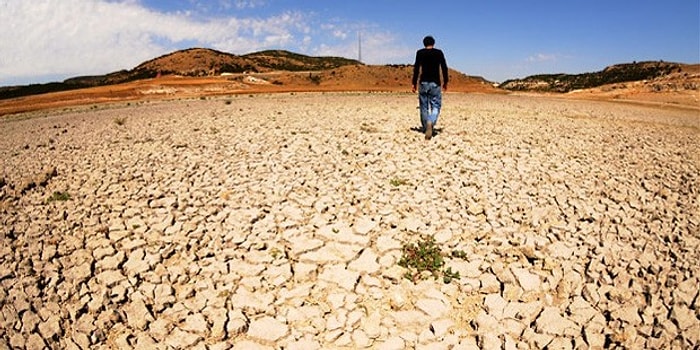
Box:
[425,122,433,140]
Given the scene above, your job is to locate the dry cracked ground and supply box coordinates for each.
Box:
[0,92,698,349]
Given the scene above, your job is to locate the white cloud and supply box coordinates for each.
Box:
[0,0,409,85]
[527,53,558,63]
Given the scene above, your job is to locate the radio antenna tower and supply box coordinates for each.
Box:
[358,31,362,63]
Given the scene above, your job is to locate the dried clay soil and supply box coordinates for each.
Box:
[0,93,698,349]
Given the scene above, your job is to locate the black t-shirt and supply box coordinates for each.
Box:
[412,48,448,86]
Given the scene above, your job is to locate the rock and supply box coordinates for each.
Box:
[96,269,126,287]
[124,298,154,330]
[348,248,380,274]
[123,248,151,275]
[400,216,425,232]
[182,313,209,333]
[353,216,377,235]
[511,267,541,292]
[232,340,274,350]
[352,329,371,348]
[247,316,288,342]
[25,334,46,350]
[611,305,642,326]
[286,338,322,350]
[165,327,201,348]
[479,273,501,294]
[430,318,455,338]
[483,293,508,320]
[227,309,249,336]
[375,336,405,350]
[670,303,697,331]
[318,265,360,291]
[37,315,62,340]
[473,311,500,334]
[361,311,382,339]
[535,307,579,337]
[416,298,449,318]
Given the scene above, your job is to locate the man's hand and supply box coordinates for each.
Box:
[412,84,417,93]
[442,83,448,91]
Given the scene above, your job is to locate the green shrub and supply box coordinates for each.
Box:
[398,235,461,283]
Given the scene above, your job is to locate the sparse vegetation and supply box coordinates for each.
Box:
[47,191,71,203]
[308,73,322,85]
[114,116,126,126]
[389,178,409,187]
[500,61,682,92]
[398,235,460,283]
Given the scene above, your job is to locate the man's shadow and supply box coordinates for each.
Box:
[410,126,442,138]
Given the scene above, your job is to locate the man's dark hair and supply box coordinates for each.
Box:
[423,36,435,47]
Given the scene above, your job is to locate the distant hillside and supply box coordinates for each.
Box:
[243,50,359,71]
[0,48,361,100]
[499,61,683,92]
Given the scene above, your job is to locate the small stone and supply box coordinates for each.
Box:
[611,305,641,326]
[247,316,288,342]
[182,313,208,333]
[286,338,321,350]
[348,249,380,274]
[25,334,46,350]
[400,216,424,232]
[430,318,455,338]
[670,303,697,331]
[124,298,154,330]
[511,267,541,292]
[353,216,377,235]
[535,307,579,337]
[352,329,371,348]
[318,265,360,291]
[473,311,500,334]
[376,336,405,350]
[232,340,274,350]
[38,315,62,339]
[227,309,249,336]
[416,298,449,318]
[165,328,201,348]
[96,269,126,287]
[123,248,150,275]
[483,293,508,320]
[479,273,501,293]
[362,311,382,339]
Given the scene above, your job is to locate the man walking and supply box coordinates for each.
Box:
[412,35,448,140]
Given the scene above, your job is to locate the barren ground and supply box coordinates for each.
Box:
[1,92,698,349]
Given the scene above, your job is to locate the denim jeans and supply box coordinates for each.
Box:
[419,82,442,131]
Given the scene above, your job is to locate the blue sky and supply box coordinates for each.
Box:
[1,0,698,86]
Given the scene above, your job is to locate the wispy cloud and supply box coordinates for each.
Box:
[527,53,558,63]
[0,0,408,85]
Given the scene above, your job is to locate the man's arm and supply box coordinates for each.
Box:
[412,51,421,92]
[441,52,449,90]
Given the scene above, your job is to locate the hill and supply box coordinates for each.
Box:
[0,48,362,100]
[499,61,689,92]
[0,48,500,115]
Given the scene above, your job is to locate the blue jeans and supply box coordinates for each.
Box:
[419,82,442,131]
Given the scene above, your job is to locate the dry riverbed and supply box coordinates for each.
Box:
[1,92,698,349]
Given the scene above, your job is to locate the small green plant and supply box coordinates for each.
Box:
[270,247,284,260]
[389,178,409,187]
[451,250,468,259]
[47,191,71,203]
[114,117,126,126]
[398,235,460,283]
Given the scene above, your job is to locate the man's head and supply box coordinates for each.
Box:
[423,36,435,47]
